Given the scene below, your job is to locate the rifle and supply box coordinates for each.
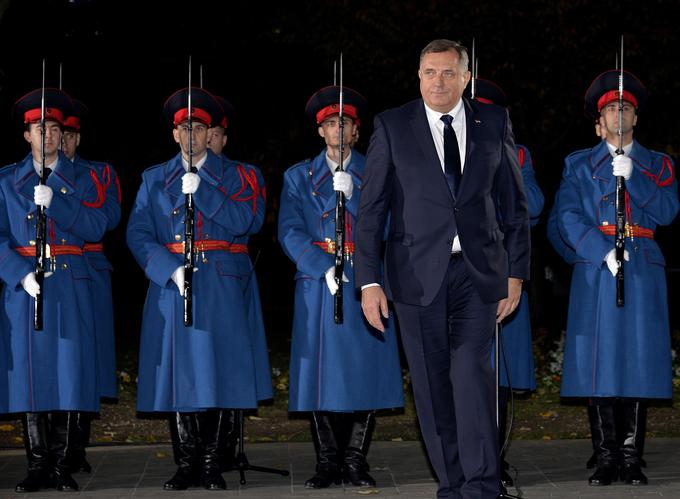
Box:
[184,56,196,326]
[334,54,346,324]
[470,38,477,99]
[614,36,625,307]
[34,59,48,331]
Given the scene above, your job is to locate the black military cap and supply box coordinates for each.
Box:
[304,85,367,127]
[465,78,507,107]
[14,88,73,126]
[63,99,89,132]
[584,70,647,118]
[163,87,224,127]
[212,95,235,129]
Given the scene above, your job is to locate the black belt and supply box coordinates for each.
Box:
[450,251,463,259]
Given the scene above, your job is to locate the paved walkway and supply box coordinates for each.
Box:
[1,439,679,498]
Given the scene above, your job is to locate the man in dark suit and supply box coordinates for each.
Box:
[354,39,530,499]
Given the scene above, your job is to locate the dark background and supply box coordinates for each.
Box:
[0,0,679,360]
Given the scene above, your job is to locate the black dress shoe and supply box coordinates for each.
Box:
[620,463,648,485]
[15,471,52,493]
[69,456,92,474]
[588,464,618,486]
[164,468,199,490]
[501,467,514,487]
[304,469,342,488]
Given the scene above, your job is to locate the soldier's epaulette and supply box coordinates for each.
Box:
[565,148,591,162]
[0,162,19,177]
[287,158,313,174]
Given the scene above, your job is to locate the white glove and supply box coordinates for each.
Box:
[612,155,633,180]
[21,272,41,299]
[34,185,53,208]
[604,248,630,277]
[324,266,350,296]
[182,172,201,194]
[333,171,354,199]
[171,266,185,296]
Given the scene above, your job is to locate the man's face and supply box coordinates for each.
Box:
[318,116,357,148]
[173,121,209,158]
[24,120,62,157]
[418,50,470,113]
[61,130,81,160]
[599,101,637,138]
[207,126,227,156]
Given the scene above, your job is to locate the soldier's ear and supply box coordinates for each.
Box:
[23,130,31,144]
[318,126,325,139]
[172,127,181,144]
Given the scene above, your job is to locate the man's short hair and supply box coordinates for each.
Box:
[420,39,469,71]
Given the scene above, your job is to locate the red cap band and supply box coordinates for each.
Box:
[173,107,212,126]
[23,108,64,125]
[476,97,494,105]
[63,116,81,131]
[316,104,359,126]
[597,90,638,112]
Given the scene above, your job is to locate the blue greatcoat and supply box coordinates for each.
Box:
[127,151,272,412]
[221,154,271,399]
[279,149,404,412]
[0,152,108,413]
[494,145,544,390]
[556,140,679,399]
[76,156,121,399]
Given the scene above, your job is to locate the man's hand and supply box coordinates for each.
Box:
[496,277,523,323]
[171,266,185,296]
[182,172,201,194]
[361,285,389,332]
[604,248,630,277]
[21,272,41,298]
[612,155,633,180]
[333,171,354,199]
[34,185,53,208]
[324,266,349,295]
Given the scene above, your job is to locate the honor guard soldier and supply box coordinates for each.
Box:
[278,85,404,489]
[126,87,271,491]
[554,70,679,486]
[466,78,545,488]
[0,88,110,492]
[61,97,122,475]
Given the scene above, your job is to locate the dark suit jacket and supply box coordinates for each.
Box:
[355,97,530,306]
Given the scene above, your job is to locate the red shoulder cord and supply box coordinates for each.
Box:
[517,147,526,169]
[639,156,675,187]
[81,169,107,208]
[229,164,261,214]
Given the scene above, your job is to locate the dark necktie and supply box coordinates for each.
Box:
[440,114,462,198]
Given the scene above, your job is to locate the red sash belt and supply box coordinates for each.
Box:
[313,240,356,255]
[83,243,104,252]
[165,240,248,254]
[15,244,83,257]
[598,224,654,239]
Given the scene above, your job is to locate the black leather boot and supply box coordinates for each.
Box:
[49,412,80,491]
[197,411,227,490]
[585,405,597,469]
[67,412,92,473]
[164,413,200,490]
[305,412,342,488]
[343,411,376,487]
[15,412,52,493]
[218,409,237,472]
[587,403,619,486]
[618,400,648,485]
[498,401,514,487]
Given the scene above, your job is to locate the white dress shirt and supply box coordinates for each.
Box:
[424,99,465,252]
